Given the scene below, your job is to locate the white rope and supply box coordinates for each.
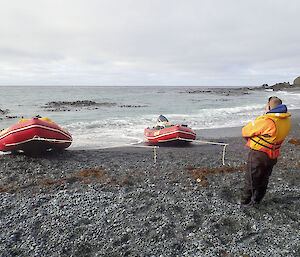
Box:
[98,144,158,149]
[4,136,72,147]
[177,137,229,146]
[177,138,229,166]
[97,138,229,165]
[98,144,159,164]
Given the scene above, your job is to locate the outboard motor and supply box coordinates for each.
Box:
[157,115,169,123]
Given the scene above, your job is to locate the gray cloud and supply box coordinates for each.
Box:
[0,0,299,86]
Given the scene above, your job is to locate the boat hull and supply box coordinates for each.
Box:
[144,125,196,144]
[0,118,72,152]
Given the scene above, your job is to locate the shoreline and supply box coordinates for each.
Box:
[0,113,299,256]
[196,108,300,139]
[70,108,300,150]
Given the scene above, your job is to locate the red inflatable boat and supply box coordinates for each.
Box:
[145,115,196,144]
[0,117,72,153]
[144,125,196,144]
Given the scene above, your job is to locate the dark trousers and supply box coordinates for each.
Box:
[241,150,277,204]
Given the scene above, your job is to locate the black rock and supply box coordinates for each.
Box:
[0,108,9,115]
[42,100,117,112]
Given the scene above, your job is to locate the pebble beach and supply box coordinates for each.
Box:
[0,114,299,256]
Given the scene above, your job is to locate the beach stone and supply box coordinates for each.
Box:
[0,127,299,256]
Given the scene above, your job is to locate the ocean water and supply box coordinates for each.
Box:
[1,86,300,149]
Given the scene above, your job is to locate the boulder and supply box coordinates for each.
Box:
[0,109,9,115]
[261,84,269,89]
[293,76,300,86]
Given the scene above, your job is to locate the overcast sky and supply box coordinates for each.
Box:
[0,0,299,86]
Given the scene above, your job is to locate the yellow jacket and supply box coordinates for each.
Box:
[242,111,291,159]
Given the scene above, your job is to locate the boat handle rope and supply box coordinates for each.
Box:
[177,138,229,166]
[98,144,159,164]
[4,136,72,147]
[4,136,228,165]
[98,138,229,165]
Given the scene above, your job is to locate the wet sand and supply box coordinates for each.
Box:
[0,115,299,256]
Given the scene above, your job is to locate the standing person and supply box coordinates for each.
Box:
[240,96,291,205]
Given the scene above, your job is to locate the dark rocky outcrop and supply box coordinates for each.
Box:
[183,87,250,96]
[261,84,269,89]
[270,82,292,91]
[185,89,212,94]
[260,76,300,91]
[0,108,21,120]
[0,108,9,115]
[0,115,20,120]
[42,100,117,112]
[119,104,148,108]
[42,100,149,111]
[0,109,22,120]
[260,82,293,91]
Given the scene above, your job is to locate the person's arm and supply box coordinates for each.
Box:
[242,118,276,138]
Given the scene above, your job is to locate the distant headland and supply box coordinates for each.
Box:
[259,76,300,91]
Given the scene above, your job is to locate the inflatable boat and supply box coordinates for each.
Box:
[0,116,72,153]
[144,115,196,144]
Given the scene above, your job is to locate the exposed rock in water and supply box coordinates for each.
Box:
[261,84,269,89]
[271,82,292,91]
[0,108,9,115]
[183,87,250,96]
[0,109,22,120]
[42,100,150,111]
[260,82,294,91]
[42,100,117,112]
[119,104,148,108]
[185,89,212,94]
[259,76,300,90]
[3,115,20,119]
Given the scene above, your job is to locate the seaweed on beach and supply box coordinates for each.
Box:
[75,169,108,179]
[0,165,248,193]
[0,169,110,193]
[288,137,300,146]
[185,165,246,186]
[0,167,145,193]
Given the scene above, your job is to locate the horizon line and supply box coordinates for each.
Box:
[0,84,260,88]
